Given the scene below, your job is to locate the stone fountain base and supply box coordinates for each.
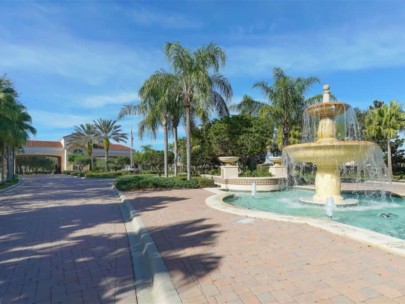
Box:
[299,196,358,206]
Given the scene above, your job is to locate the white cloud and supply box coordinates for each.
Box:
[0,36,163,86]
[82,92,139,108]
[30,110,92,128]
[128,8,203,29]
[225,24,405,77]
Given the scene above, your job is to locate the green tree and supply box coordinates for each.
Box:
[119,72,181,178]
[0,76,36,181]
[68,153,91,172]
[252,67,319,148]
[230,95,264,117]
[93,119,128,171]
[365,100,405,178]
[207,115,273,172]
[70,123,97,170]
[164,42,232,180]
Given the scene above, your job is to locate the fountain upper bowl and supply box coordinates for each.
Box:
[306,102,350,117]
[283,141,379,167]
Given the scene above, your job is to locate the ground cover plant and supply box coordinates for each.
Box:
[115,175,215,191]
[0,176,19,190]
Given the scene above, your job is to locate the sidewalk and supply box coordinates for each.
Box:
[126,189,405,304]
[0,175,136,303]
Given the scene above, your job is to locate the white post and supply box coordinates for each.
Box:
[130,129,134,167]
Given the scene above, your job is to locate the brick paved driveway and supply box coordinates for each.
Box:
[126,189,405,304]
[0,175,136,303]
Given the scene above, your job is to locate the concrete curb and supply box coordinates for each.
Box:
[204,188,405,258]
[0,177,24,193]
[113,186,182,304]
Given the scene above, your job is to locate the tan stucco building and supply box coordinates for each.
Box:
[19,135,131,171]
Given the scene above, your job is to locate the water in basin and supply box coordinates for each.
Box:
[225,189,405,239]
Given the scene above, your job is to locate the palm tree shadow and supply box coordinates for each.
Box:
[127,192,223,286]
[148,219,223,283]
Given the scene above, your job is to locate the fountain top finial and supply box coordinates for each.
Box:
[323,84,330,103]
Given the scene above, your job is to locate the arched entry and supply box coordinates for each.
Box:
[16,155,62,174]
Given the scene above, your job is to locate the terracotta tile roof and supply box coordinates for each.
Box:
[109,144,131,151]
[93,143,130,151]
[26,140,62,148]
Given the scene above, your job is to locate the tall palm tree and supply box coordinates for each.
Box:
[230,95,264,117]
[70,123,97,170]
[253,67,319,148]
[164,42,232,180]
[365,100,405,178]
[0,77,36,181]
[119,72,181,178]
[93,119,128,171]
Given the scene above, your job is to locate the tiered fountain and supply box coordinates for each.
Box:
[283,85,383,206]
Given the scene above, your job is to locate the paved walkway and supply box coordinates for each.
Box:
[126,189,405,304]
[0,175,136,303]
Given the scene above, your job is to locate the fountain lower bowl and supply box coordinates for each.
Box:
[283,141,379,166]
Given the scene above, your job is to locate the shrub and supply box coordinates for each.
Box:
[240,169,271,177]
[63,170,80,176]
[114,175,215,191]
[194,177,216,188]
[85,172,123,178]
[0,176,19,190]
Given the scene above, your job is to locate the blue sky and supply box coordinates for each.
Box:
[1,0,405,150]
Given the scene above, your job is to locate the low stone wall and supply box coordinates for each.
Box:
[209,175,285,192]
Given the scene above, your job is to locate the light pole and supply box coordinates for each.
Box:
[130,129,134,167]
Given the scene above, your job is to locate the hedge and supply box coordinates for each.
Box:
[115,175,215,191]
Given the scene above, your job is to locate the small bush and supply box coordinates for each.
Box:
[240,170,270,177]
[194,177,216,188]
[114,175,215,191]
[209,169,220,176]
[0,176,19,190]
[63,170,80,176]
[85,172,123,178]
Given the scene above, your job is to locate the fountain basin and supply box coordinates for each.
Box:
[284,141,380,205]
[284,141,379,167]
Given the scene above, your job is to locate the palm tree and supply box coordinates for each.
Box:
[365,100,405,178]
[253,67,319,148]
[70,123,97,170]
[164,42,232,180]
[230,95,264,117]
[93,119,128,171]
[0,77,36,181]
[119,72,181,178]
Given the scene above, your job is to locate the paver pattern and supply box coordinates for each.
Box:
[0,175,136,303]
[126,189,405,304]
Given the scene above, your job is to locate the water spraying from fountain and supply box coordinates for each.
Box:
[325,196,335,218]
[251,182,257,197]
[283,85,389,206]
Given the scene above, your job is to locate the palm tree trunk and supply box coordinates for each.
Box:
[163,118,168,178]
[1,143,5,183]
[104,152,108,171]
[7,146,14,180]
[387,137,393,179]
[186,105,191,180]
[173,127,178,177]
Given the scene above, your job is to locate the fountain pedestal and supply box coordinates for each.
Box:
[221,166,239,179]
[268,157,287,178]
